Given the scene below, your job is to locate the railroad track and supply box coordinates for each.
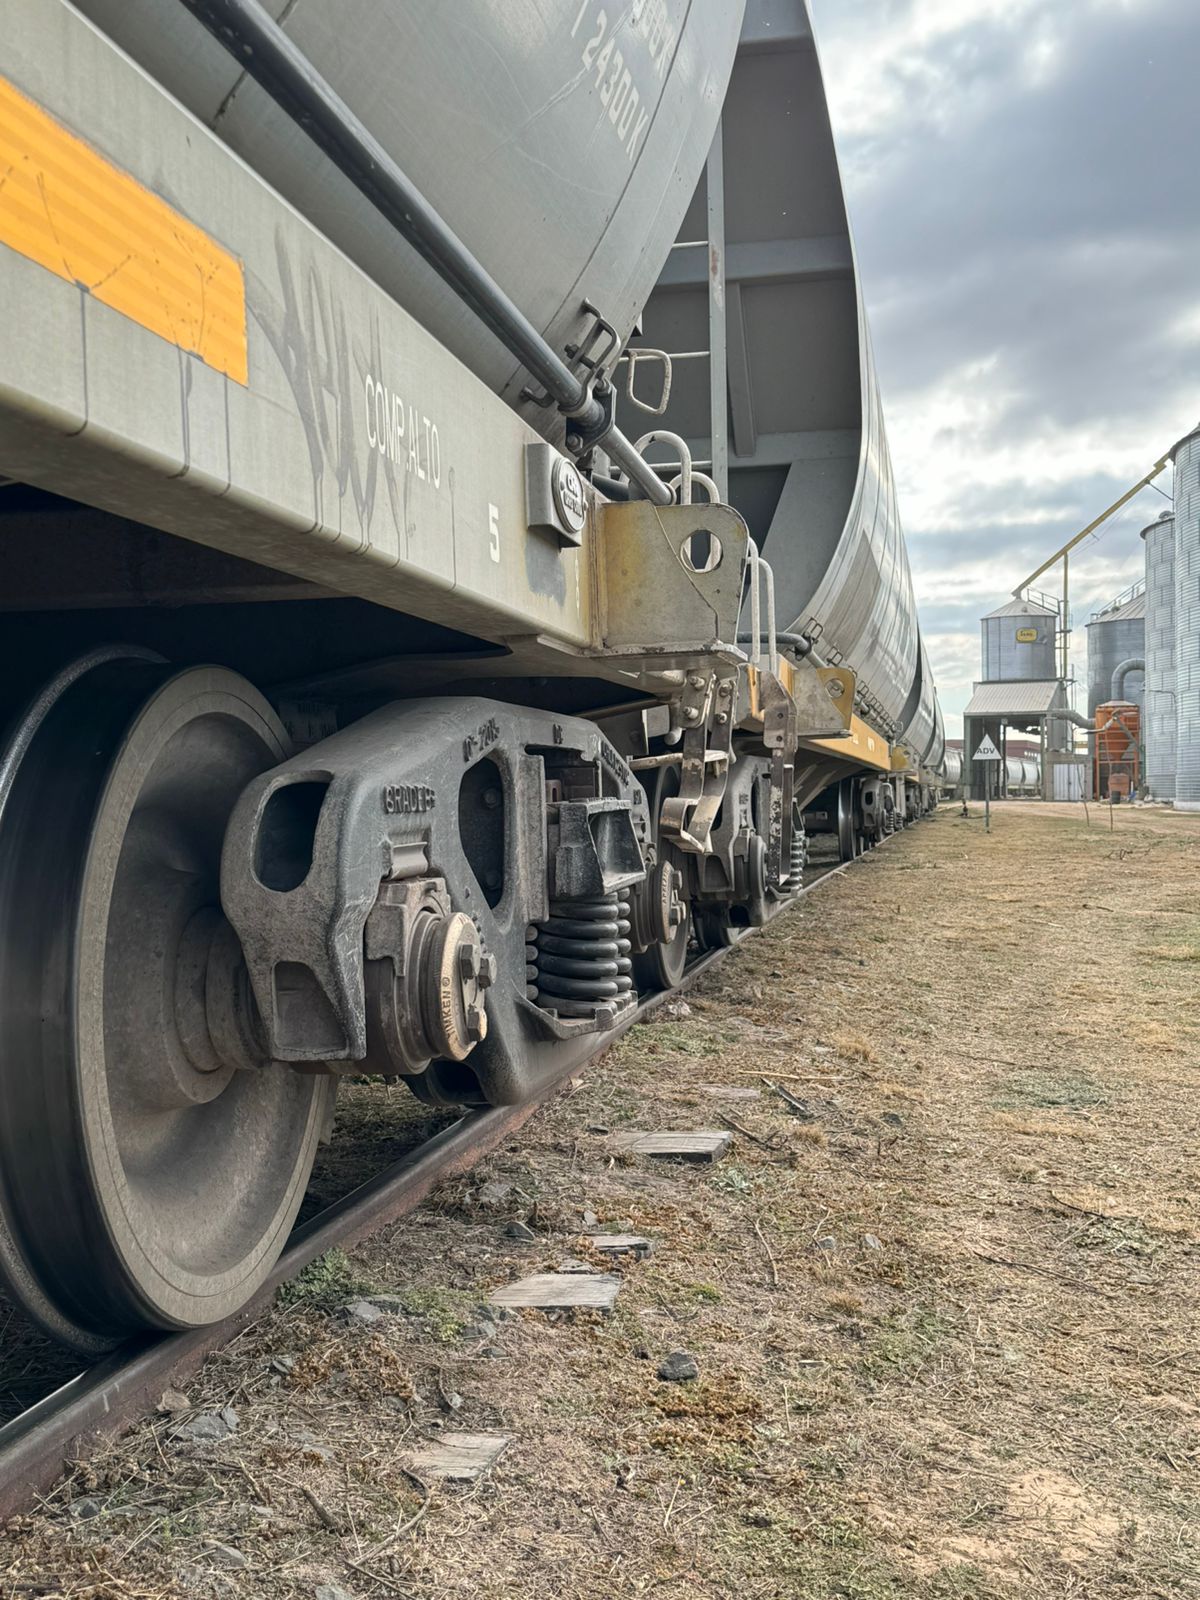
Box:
[0,853,860,1523]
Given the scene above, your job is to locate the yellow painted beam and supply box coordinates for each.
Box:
[799,713,892,773]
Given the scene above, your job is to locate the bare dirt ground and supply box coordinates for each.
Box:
[4,801,1199,1600]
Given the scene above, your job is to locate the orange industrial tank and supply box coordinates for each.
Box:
[1094,701,1141,801]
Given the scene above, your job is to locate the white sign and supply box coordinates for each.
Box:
[973,734,1002,762]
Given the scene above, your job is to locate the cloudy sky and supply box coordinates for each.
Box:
[809,0,1199,736]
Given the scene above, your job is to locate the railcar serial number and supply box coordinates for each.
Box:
[569,0,676,161]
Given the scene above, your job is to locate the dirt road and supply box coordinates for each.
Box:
[5,802,1198,1599]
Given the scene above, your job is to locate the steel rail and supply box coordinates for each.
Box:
[0,857,860,1522]
[175,0,674,507]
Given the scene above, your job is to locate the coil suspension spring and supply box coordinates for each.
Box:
[528,891,633,1018]
[787,821,807,889]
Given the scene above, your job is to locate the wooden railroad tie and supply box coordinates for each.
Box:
[407,1433,510,1481]
[488,1272,621,1312]
[584,1232,654,1259]
[611,1129,732,1163]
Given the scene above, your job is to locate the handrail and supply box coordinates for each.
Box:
[633,430,694,505]
[744,540,779,675]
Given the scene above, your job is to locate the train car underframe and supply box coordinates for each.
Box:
[0,3,939,1352]
[0,492,929,1349]
[0,490,937,1352]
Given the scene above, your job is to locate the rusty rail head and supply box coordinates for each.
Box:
[0,1098,549,1523]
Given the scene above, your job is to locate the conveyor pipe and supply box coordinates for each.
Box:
[1111,658,1144,702]
[177,0,674,507]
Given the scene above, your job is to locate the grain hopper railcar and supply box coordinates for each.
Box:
[1005,756,1040,797]
[0,0,943,1350]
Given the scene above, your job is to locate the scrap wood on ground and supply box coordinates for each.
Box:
[2,801,1199,1600]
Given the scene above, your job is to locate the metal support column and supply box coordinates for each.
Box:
[706,123,728,502]
[1040,718,1047,800]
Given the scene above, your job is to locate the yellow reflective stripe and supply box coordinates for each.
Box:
[0,75,247,384]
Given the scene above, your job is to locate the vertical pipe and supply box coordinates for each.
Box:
[706,124,728,503]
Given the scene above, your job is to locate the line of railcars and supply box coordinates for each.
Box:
[941,751,1039,796]
[0,0,943,1348]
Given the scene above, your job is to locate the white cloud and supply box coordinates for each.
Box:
[1169,304,1200,345]
[920,629,979,739]
[884,354,1183,541]
[812,0,1054,151]
[806,0,1195,735]
[813,0,1147,154]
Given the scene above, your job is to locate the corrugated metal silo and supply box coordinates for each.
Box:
[1140,512,1176,800]
[1086,593,1145,720]
[980,598,1057,681]
[1174,429,1200,811]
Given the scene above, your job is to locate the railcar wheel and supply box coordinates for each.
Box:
[836,778,861,863]
[631,764,691,991]
[0,652,332,1350]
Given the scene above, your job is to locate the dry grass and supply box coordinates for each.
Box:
[1147,944,1200,962]
[3,800,1200,1599]
[830,1030,878,1063]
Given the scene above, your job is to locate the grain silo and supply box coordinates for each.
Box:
[1086,591,1144,721]
[980,598,1058,682]
[1173,428,1200,811]
[1141,512,1176,800]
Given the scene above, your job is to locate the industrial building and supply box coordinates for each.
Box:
[1135,429,1199,809]
[1086,587,1144,721]
[960,598,1088,800]
[953,421,1200,808]
[1173,429,1200,811]
[1084,585,1144,801]
[1142,512,1177,800]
